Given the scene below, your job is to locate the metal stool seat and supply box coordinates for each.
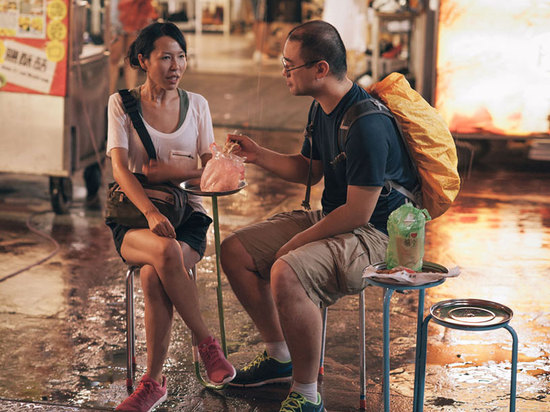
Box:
[415,299,518,411]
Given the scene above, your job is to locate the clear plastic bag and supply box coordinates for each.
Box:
[200,143,245,192]
[385,203,431,271]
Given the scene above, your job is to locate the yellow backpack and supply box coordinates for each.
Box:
[342,72,461,219]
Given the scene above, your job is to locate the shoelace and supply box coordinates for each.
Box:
[242,352,268,371]
[200,341,224,366]
[132,380,156,402]
[280,392,306,411]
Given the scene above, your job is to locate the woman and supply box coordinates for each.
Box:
[106,22,235,412]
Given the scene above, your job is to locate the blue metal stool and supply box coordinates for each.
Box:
[364,261,448,412]
[415,299,518,412]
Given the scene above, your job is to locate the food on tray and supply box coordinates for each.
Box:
[200,142,245,192]
[376,266,417,274]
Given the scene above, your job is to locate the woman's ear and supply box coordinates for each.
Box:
[137,53,147,71]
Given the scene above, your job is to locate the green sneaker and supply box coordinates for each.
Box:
[228,351,292,387]
[280,391,325,412]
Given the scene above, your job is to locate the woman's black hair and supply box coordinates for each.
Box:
[287,20,347,79]
[127,22,187,71]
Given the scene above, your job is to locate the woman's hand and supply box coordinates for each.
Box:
[226,133,260,164]
[145,209,176,238]
[142,160,169,183]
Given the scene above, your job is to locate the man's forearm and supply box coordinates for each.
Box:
[256,148,310,183]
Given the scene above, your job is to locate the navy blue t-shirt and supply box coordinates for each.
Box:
[300,83,417,234]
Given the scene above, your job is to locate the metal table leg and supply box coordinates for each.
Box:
[189,265,226,390]
[211,195,228,356]
[382,288,394,412]
[359,289,367,410]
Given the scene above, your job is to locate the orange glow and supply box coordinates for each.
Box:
[436,0,550,136]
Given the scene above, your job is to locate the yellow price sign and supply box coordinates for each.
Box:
[47,20,67,41]
[46,40,65,62]
[47,0,68,21]
[0,39,5,64]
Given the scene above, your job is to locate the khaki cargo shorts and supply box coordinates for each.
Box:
[233,210,388,307]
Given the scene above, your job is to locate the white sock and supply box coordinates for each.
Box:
[265,341,291,362]
[291,381,318,403]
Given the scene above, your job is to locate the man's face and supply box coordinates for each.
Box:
[281,39,318,96]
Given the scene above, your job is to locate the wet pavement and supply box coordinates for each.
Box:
[1,34,550,412]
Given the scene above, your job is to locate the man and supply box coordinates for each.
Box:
[220,20,417,412]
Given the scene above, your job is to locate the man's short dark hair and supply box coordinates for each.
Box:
[287,20,347,79]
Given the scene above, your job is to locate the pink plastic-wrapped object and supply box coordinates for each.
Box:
[200,143,245,192]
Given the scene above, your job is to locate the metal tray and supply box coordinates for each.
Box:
[430,298,513,328]
[181,178,247,197]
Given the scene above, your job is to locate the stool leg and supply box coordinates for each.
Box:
[504,325,518,412]
[125,267,136,394]
[359,289,367,410]
[319,306,328,376]
[413,289,426,411]
[415,314,432,412]
[188,266,226,389]
[382,288,394,412]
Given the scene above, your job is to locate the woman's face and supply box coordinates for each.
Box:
[139,35,186,90]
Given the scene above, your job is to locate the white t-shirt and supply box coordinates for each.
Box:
[106,90,214,214]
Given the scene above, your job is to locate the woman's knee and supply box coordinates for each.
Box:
[153,237,184,268]
[140,265,162,293]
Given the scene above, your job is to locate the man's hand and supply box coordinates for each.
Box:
[275,232,307,260]
[226,133,260,164]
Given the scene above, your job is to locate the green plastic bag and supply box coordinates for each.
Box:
[386,203,431,271]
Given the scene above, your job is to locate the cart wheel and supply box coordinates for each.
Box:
[49,177,73,215]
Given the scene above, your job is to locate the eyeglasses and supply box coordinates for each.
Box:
[281,57,322,77]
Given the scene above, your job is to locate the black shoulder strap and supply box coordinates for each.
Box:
[119,89,157,160]
[301,101,319,211]
[338,97,394,153]
[338,96,421,205]
[178,88,190,128]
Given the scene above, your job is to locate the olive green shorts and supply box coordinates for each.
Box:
[233,210,388,307]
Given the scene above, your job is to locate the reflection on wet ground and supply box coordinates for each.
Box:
[1,135,549,411]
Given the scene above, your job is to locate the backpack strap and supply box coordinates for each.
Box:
[301,101,319,210]
[336,97,422,206]
[119,89,157,160]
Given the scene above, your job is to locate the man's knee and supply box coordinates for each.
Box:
[221,234,250,275]
[271,259,302,305]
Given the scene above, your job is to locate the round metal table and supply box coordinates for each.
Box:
[181,178,246,388]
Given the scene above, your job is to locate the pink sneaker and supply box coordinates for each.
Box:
[198,336,236,384]
[115,374,167,412]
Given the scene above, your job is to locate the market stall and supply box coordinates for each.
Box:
[0,0,109,213]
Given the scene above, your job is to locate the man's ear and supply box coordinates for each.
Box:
[316,60,330,79]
